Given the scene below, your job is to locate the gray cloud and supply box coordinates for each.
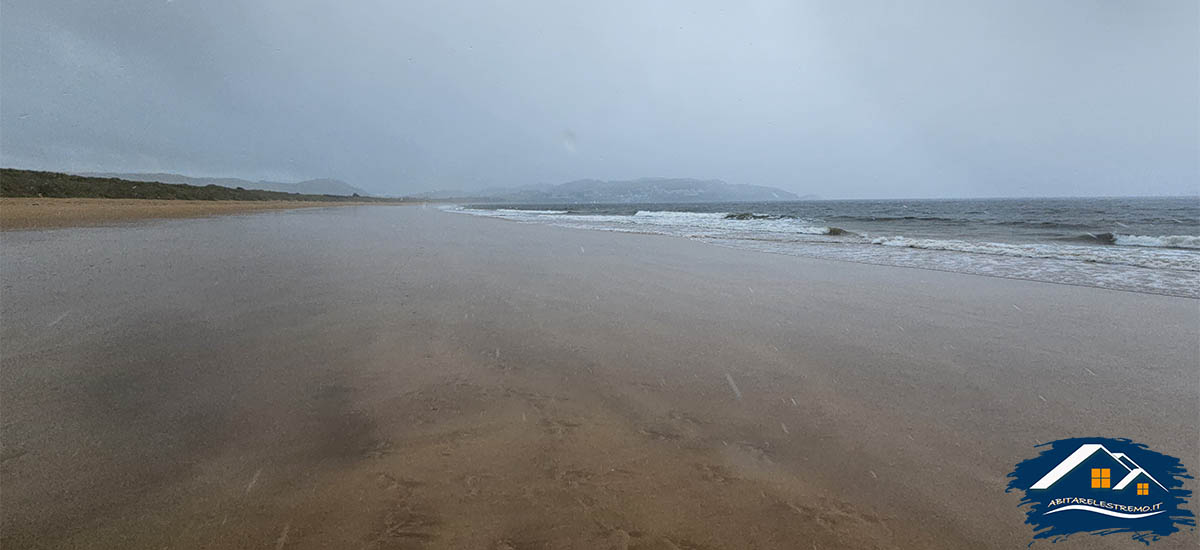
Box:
[2,0,1196,198]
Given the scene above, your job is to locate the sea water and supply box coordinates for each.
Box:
[446,197,1200,298]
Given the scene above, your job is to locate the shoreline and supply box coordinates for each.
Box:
[452,208,1200,300]
[2,205,1196,549]
[0,197,415,230]
[446,205,1200,299]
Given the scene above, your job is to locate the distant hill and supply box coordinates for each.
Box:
[1,169,407,203]
[81,172,370,197]
[419,178,800,203]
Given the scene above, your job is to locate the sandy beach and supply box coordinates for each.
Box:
[0,197,401,230]
[1,205,1196,549]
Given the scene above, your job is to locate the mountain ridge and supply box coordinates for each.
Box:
[418,177,802,203]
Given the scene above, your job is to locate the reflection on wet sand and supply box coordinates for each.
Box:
[2,206,1196,549]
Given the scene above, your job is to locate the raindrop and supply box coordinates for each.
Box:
[724,373,742,400]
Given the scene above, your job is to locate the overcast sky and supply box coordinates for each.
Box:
[2,1,1196,198]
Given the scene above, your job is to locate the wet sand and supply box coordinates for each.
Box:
[1,205,1196,549]
[0,197,405,230]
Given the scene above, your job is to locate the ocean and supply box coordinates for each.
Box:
[446,197,1200,298]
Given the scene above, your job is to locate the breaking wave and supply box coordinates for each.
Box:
[1055,233,1200,249]
[633,210,728,220]
[1112,234,1200,250]
[725,212,792,220]
[629,210,839,235]
[443,204,1199,296]
[869,236,1200,271]
[495,208,569,215]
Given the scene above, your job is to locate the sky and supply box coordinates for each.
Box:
[2,0,1197,198]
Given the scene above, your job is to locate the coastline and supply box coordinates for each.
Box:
[2,205,1195,549]
[447,203,1200,299]
[0,197,414,230]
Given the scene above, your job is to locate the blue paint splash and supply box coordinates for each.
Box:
[1007,437,1194,545]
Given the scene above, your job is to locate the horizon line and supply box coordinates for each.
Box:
[3,165,1197,203]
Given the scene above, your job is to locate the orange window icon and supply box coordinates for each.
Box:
[1137,483,1149,495]
[1091,468,1111,488]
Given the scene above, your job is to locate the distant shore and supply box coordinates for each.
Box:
[0,168,419,229]
[0,197,409,230]
[0,169,414,202]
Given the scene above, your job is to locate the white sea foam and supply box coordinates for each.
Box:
[710,237,1200,298]
[443,205,1200,297]
[634,211,837,235]
[1113,234,1200,250]
[633,210,728,219]
[869,236,1200,272]
[452,206,836,236]
[495,208,569,215]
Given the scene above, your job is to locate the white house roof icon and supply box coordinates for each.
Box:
[1030,444,1167,491]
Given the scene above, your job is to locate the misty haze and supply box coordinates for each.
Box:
[1,2,1197,549]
